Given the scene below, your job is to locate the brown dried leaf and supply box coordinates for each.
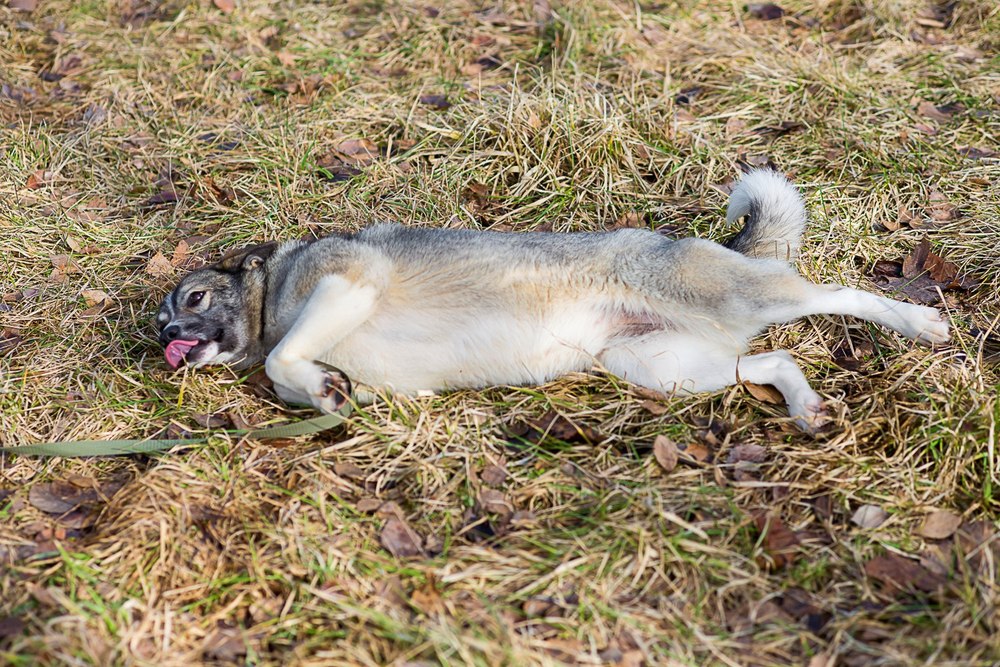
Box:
[640,399,670,416]
[145,252,174,278]
[80,289,109,308]
[335,138,379,166]
[410,582,444,615]
[864,553,946,593]
[754,512,800,569]
[276,51,296,67]
[957,146,997,159]
[380,516,425,559]
[509,410,604,446]
[727,443,767,464]
[478,489,513,517]
[9,0,37,12]
[480,464,508,487]
[141,189,179,207]
[212,0,236,13]
[743,382,784,405]
[50,255,82,274]
[334,462,365,479]
[682,441,712,463]
[917,509,962,540]
[747,3,785,20]
[356,498,383,513]
[917,100,961,122]
[0,617,25,638]
[419,94,451,110]
[652,435,679,472]
[203,625,244,662]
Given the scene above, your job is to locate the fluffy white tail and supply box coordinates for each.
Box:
[723,169,807,262]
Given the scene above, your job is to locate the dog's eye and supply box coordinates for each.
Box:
[186,291,206,308]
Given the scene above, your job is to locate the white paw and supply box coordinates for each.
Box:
[911,307,950,345]
[788,391,830,435]
[310,362,352,414]
[266,355,352,413]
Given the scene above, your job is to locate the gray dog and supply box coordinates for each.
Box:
[157,170,949,432]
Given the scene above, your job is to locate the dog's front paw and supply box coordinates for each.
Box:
[265,355,352,413]
[311,362,352,413]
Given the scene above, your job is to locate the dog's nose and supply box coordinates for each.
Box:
[161,324,181,343]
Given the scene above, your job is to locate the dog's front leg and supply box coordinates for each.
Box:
[265,275,378,413]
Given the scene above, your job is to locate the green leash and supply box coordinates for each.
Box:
[0,409,351,458]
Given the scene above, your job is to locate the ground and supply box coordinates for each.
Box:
[1,0,999,665]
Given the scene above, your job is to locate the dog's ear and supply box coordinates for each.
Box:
[216,242,278,273]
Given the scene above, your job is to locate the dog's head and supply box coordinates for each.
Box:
[156,242,276,371]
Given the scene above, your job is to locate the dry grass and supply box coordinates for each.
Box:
[1,0,999,665]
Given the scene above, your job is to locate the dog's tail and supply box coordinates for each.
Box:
[723,169,806,263]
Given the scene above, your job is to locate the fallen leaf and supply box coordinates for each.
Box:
[917,100,962,122]
[725,116,748,138]
[0,617,25,638]
[872,239,975,305]
[507,410,604,446]
[852,504,889,529]
[480,464,508,487]
[26,169,52,189]
[145,252,174,278]
[356,498,383,513]
[9,0,37,12]
[653,435,679,472]
[80,289,109,308]
[957,146,998,159]
[140,189,179,207]
[743,382,784,405]
[410,581,444,615]
[523,597,553,617]
[419,94,451,110]
[640,399,670,416]
[682,441,711,463]
[928,190,959,223]
[381,516,425,558]
[212,0,236,13]
[1,329,25,357]
[747,3,785,20]
[754,512,800,569]
[751,121,803,137]
[478,489,513,518]
[335,138,379,166]
[334,462,365,479]
[864,553,946,593]
[28,481,96,514]
[727,443,767,464]
[203,625,244,662]
[917,509,962,540]
[276,51,296,67]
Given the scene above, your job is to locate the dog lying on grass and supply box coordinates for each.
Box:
[156,170,949,432]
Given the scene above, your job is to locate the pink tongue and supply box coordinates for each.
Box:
[164,339,200,369]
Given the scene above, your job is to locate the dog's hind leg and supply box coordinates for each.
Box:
[758,282,950,344]
[265,275,377,413]
[599,334,828,432]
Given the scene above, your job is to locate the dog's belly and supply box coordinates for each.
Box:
[318,302,615,394]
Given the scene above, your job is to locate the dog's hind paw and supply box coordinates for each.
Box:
[790,392,831,435]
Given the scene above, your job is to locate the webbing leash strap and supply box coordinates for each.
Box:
[0,409,351,458]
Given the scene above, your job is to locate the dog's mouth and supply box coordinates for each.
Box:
[164,339,201,369]
[163,329,224,369]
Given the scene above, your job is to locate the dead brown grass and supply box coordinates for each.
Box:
[1,0,999,665]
